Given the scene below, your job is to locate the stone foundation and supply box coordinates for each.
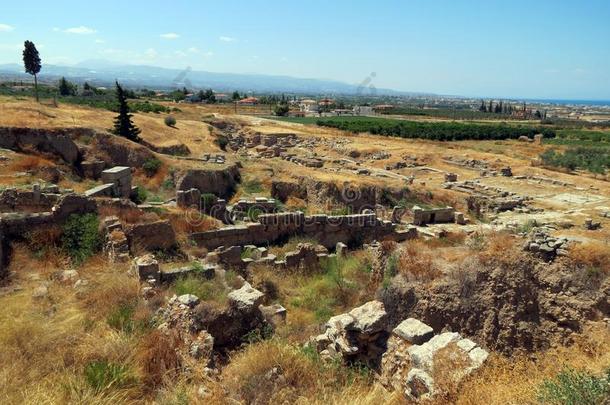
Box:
[192,212,417,250]
[412,206,456,226]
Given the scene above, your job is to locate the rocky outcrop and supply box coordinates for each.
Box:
[0,127,82,164]
[523,229,570,261]
[156,294,214,367]
[380,252,610,354]
[174,164,240,198]
[310,301,489,401]
[85,131,156,168]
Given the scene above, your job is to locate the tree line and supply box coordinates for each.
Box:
[315,117,556,141]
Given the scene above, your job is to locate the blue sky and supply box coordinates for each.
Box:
[1,0,609,99]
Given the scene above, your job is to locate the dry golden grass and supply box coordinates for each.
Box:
[208,339,397,405]
[476,231,520,266]
[397,240,442,282]
[137,330,182,391]
[98,205,146,224]
[8,154,56,172]
[568,241,610,275]
[456,324,610,405]
[166,209,221,244]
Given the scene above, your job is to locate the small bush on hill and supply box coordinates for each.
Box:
[164,115,177,127]
[84,360,134,393]
[142,157,162,177]
[536,367,610,405]
[132,186,148,204]
[61,213,101,264]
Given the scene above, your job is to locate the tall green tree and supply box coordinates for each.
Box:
[22,40,41,102]
[113,81,141,142]
[232,90,241,101]
[58,77,77,96]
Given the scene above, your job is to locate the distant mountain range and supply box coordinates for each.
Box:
[0,60,426,96]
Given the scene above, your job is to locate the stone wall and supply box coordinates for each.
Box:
[0,185,61,213]
[125,220,177,253]
[192,212,417,250]
[412,206,455,226]
[0,194,98,279]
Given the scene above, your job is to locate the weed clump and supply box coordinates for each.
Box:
[61,213,102,264]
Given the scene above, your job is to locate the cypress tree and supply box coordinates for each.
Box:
[22,40,41,102]
[113,81,141,142]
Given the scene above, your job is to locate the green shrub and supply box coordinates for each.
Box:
[142,157,162,177]
[273,103,290,116]
[132,186,148,204]
[84,360,134,392]
[540,147,609,174]
[536,367,610,405]
[215,135,229,151]
[201,193,218,210]
[61,214,102,264]
[164,115,177,127]
[106,303,136,333]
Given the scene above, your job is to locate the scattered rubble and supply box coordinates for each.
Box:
[523,229,570,261]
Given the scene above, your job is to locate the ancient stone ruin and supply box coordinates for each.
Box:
[85,166,133,199]
[412,206,457,226]
[310,301,489,401]
[191,211,417,250]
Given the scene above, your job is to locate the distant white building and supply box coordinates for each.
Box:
[353,106,373,116]
[299,99,319,113]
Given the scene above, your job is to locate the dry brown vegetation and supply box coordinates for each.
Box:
[456,324,610,405]
[568,241,610,275]
[397,240,442,282]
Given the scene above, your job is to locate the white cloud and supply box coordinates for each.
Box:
[174,50,187,58]
[187,47,199,53]
[160,32,180,39]
[52,27,60,32]
[63,26,97,35]
[144,48,158,58]
[95,39,106,44]
[0,24,15,32]
[219,36,236,42]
